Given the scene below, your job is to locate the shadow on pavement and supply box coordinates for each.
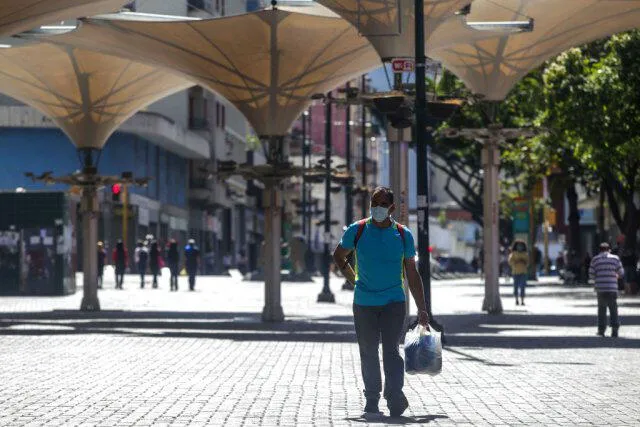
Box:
[1,310,639,348]
[0,310,358,342]
[344,414,449,424]
[438,313,640,349]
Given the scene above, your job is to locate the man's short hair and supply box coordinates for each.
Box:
[372,186,394,204]
[600,242,610,251]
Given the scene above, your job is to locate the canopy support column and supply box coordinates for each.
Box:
[80,183,100,311]
[481,137,503,314]
[262,178,284,322]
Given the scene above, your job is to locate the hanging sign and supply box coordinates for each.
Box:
[391,58,415,73]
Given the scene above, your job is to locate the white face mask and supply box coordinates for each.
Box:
[370,205,389,222]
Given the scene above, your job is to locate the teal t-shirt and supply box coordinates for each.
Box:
[339,218,416,306]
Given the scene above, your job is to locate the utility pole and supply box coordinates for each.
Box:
[414,0,438,325]
[361,75,368,218]
[343,83,355,291]
[302,111,308,238]
[306,110,312,244]
[345,82,353,226]
[122,183,129,249]
[318,91,335,303]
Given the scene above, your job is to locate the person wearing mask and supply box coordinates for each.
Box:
[589,242,624,337]
[167,239,180,291]
[332,187,429,419]
[184,238,200,291]
[112,240,127,289]
[508,240,529,306]
[149,240,161,289]
[97,241,106,289]
[135,240,149,288]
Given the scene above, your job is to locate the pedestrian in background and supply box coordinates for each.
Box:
[589,242,624,337]
[509,240,529,306]
[167,239,180,291]
[112,240,127,289]
[149,240,161,289]
[135,240,149,288]
[333,186,429,419]
[97,241,106,289]
[185,238,200,291]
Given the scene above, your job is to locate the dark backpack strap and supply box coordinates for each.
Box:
[353,219,368,249]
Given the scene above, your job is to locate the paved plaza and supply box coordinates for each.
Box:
[0,272,639,426]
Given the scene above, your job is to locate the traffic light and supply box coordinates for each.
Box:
[111,183,122,203]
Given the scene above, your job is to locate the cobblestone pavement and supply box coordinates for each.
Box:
[0,271,639,426]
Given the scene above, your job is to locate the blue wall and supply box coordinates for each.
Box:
[0,128,188,208]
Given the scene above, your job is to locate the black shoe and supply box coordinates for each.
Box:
[363,399,383,419]
[597,330,605,337]
[516,300,520,305]
[388,393,409,418]
[612,329,619,338]
[521,300,525,306]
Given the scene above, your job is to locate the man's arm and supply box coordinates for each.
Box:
[404,256,429,326]
[333,245,356,285]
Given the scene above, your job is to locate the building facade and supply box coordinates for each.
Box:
[0,0,264,277]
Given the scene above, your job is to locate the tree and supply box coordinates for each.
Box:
[543,31,640,259]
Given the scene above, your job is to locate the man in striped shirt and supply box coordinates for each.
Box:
[589,242,624,337]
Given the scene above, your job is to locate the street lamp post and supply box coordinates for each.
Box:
[318,91,336,303]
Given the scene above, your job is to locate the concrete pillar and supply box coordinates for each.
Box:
[262,180,284,322]
[388,136,411,321]
[80,185,100,311]
[481,138,503,314]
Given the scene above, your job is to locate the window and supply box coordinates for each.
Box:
[189,87,208,129]
[215,102,226,129]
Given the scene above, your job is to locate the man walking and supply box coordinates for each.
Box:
[333,186,429,419]
[589,242,624,337]
[185,238,200,291]
[135,240,149,288]
[167,239,180,291]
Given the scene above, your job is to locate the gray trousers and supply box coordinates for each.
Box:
[353,301,406,402]
[597,291,619,332]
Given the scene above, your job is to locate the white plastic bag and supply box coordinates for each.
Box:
[404,325,442,376]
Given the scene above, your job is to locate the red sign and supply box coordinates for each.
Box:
[391,58,415,73]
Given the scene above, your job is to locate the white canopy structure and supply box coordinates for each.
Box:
[0,0,127,37]
[0,39,193,312]
[48,8,382,137]
[432,0,640,100]
[41,7,383,321]
[0,41,192,149]
[317,0,479,60]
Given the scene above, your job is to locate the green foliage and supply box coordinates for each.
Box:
[430,31,640,247]
[543,31,640,242]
